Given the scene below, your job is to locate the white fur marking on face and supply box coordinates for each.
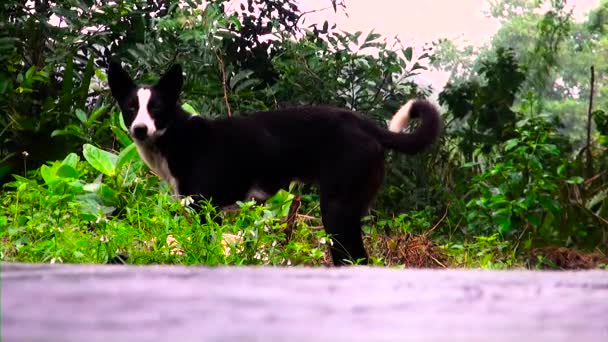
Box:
[389,99,414,133]
[132,88,156,136]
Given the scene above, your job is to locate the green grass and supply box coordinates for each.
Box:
[0,145,537,268]
[1,182,334,267]
[0,147,336,266]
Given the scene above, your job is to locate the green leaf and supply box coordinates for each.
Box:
[492,207,511,217]
[75,109,87,124]
[83,182,101,192]
[94,68,107,82]
[364,30,381,43]
[235,78,261,92]
[360,42,383,50]
[182,103,198,115]
[403,47,413,62]
[527,214,541,228]
[8,226,25,236]
[593,109,608,135]
[496,216,511,232]
[538,196,561,213]
[86,104,109,126]
[113,110,129,132]
[566,176,584,185]
[229,70,255,89]
[75,56,94,109]
[0,37,17,52]
[265,189,295,217]
[528,156,542,171]
[97,183,119,205]
[75,193,115,219]
[62,153,80,168]
[0,74,8,95]
[116,143,140,171]
[461,161,479,168]
[352,31,363,44]
[56,164,79,179]
[82,144,118,177]
[51,124,83,138]
[479,252,494,267]
[112,126,133,147]
[540,144,559,156]
[504,139,519,151]
[24,66,36,84]
[61,56,74,110]
[411,62,426,71]
[40,165,57,186]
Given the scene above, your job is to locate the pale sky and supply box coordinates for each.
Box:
[299,0,600,91]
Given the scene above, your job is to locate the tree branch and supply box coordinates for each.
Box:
[214,49,232,117]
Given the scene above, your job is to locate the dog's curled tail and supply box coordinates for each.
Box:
[368,99,442,154]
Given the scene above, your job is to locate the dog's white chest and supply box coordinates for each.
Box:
[135,143,179,196]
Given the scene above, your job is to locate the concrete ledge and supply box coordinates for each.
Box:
[2,263,608,341]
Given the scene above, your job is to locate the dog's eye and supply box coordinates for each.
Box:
[149,102,161,112]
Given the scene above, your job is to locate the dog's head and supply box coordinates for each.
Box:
[107,62,183,142]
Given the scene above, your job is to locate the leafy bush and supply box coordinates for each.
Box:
[464,108,571,238]
[1,0,607,268]
[1,140,332,266]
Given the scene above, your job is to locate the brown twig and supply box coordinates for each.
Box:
[429,255,447,268]
[580,205,608,226]
[296,214,317,221]
[284,196,301,242]
[308,225,325,230]
[584,171,604,185]
[424,205,449,236]
[291,1,348,31]
[293,6,334,28]
[214,49,232,117]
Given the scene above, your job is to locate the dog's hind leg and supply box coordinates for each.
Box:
[320,197,369,265]
[320,146,385,266]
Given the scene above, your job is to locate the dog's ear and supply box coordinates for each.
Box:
[107,61,135,103]
[155,64,183,102]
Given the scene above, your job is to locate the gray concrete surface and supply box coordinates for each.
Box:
[2,263,608,341]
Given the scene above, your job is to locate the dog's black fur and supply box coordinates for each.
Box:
[107,62,442,266]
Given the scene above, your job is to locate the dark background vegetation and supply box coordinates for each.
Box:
[1,0,607,268]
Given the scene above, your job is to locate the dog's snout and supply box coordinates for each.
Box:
[132,125,148,140]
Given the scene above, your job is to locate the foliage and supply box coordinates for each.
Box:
[438,47,606,255]
[1,0,607,268]
[464,103,570,239]
[1,139,331,266]
[271,29,430,120]
[442,234,517,269]
[433,0,607,147]
[439,47,526,156]
[0,0,180,183]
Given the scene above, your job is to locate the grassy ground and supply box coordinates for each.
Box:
[2,149,606,270]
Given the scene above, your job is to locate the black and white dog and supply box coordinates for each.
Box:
[107,61,441,266]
